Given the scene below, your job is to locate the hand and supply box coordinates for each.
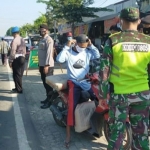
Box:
[9,63,12,68]
[98,93,110,102]
[67,39,76,47]
[87,39,92,47]
[43,66,49,74]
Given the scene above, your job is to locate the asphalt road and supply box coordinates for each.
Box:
[0,65,42,150]
[0,61,108,150]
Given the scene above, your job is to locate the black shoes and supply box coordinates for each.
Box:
[11,88,23,94]
[40,92,53,109]
[40,101,51,109]
[40,98,48,104]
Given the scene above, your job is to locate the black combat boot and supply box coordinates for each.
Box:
[40,100,52,109]
[40,98,48,104]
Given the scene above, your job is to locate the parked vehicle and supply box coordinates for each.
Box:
[46,60,132,150]
[24,34,41,60]
[3,36,14,48]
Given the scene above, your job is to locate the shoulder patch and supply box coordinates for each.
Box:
[47,36,52,43]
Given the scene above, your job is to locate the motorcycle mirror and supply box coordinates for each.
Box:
[73,63,83,69]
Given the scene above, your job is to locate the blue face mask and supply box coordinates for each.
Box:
[67,37,72,41]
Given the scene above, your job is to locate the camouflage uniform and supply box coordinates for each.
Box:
[99,7,150,150]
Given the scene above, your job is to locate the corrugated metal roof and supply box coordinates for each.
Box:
[141,5,150,13]
[89,0,125,7]
[86,13,119,23]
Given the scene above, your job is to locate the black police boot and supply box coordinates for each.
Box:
[40,101,52,109]
[40,98,48,104]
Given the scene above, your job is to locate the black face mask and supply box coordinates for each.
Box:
[143,27,150,35]
[39,31,46,36]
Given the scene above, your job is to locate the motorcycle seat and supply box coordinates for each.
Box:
[46,74,68,91]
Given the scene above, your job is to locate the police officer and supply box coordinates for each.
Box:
[38,24,54,109]
[9,27,26,93]
[99,7,150,150]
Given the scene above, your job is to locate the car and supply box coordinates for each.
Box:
[3,36,14,48]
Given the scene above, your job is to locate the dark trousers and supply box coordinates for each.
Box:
[1,54,7,65]
[12,56,25,92]
[67,80,95,126]
[39,66,54,96]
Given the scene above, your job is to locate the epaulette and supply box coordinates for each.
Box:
[109,31,121,38]
[46,36,52,43]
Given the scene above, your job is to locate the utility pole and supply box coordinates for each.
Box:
[54,20,57,40]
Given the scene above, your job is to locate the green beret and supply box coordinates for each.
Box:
[120,7,139,21]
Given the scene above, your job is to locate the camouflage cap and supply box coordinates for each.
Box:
[120,7,139,21]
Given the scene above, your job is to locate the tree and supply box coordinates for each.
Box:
[34,14,47,33]
[20,23,34,37]
[37,0,112,36]
[20,14,48,37]
[6,27,13,36]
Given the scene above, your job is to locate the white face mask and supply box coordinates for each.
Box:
[76,45,86,53]
[67,37,72,41]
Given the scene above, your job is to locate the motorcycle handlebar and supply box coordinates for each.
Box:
[77,73,99,83]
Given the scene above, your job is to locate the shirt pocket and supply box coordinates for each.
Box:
[38,42,45,50]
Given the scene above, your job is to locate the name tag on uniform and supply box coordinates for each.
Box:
[15,54,23,58]
[122,43,149,52]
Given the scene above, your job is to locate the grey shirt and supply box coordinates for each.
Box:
[9,35,26,63]
[38,34,54,67]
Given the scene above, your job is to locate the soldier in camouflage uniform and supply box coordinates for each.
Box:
[99,7,150,150]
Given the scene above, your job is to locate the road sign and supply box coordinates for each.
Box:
[26,49,38,75]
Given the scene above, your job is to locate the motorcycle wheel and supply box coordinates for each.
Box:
[104,121,132,150]
[52,97,67,127]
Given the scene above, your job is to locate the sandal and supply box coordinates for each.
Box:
[64,141,70,148]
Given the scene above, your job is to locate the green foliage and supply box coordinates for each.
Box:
[6,14,48,37]
[20,23,34,37]
[34,14,47,33]
[37,0,112,23]
[37,0,112,35]
[6,27,13,36]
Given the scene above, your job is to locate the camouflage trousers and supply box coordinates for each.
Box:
[107,90,150,150]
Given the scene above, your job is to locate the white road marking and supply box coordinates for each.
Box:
[7,65,31,150]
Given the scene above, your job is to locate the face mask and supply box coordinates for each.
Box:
[143,27,150,35]
[67,37,72,41]
[39,31,46,36]
[76,45,86,53]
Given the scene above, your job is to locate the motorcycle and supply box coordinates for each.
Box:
[46,62,132,150]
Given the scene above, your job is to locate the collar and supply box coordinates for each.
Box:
[72,47,79,53]
[42,34,49,39]
[122,30,138,33]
